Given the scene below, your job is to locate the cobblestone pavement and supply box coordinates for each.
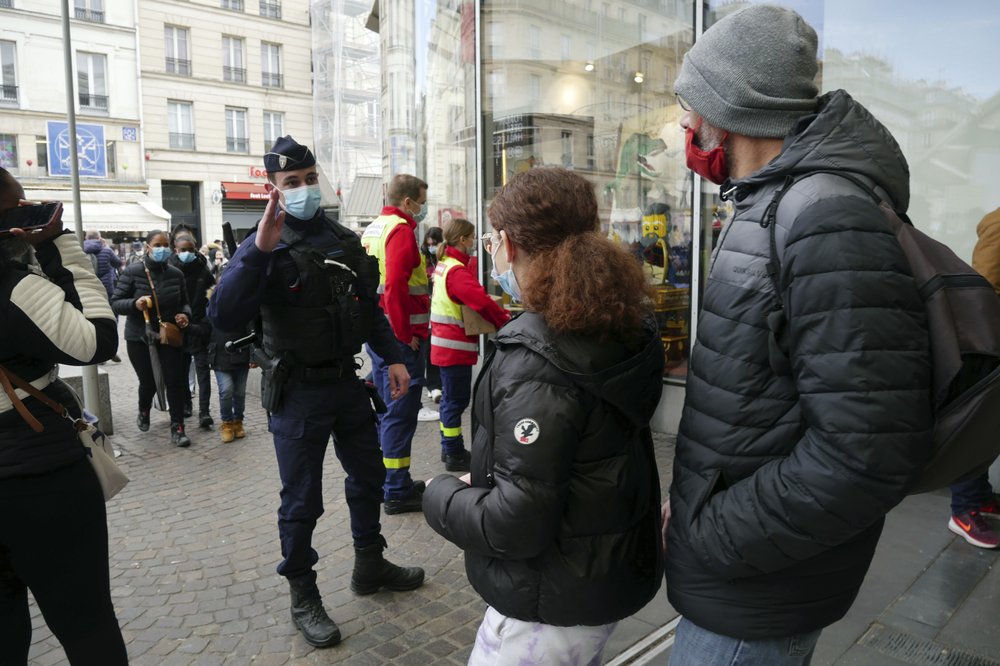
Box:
[26,342,675,665]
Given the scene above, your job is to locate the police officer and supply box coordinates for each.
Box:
[208,137,424,648]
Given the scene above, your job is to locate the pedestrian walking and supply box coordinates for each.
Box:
[170,232,215,429]
[111,229,195,447]
[423,168,664,664]
[663,6,933,664]
[83,230,123,299]
[947,206,1000,548]
[361,174,433,514]
[0,168,128,664]
[429,218,510,472]
[206,268,251,444]
[208,136,424,648]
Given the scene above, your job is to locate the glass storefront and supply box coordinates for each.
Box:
[374,0,1000,396]
[481,0,696,382]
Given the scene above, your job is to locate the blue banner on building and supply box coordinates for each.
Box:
[46,121,107,178]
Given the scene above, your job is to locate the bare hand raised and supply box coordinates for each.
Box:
[254,188,286,253]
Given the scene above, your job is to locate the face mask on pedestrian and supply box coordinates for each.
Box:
[281,184,322,220]
[490,235,521,302]
[149,246,172,263]
[426,244,438,256]
[177,251,197,264]
[685,118,730,185]
[407,199,427,223]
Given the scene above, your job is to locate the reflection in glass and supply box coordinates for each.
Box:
[483,0,695,380]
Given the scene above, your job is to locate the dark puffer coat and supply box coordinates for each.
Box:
[423,312,664,626]
[666,89,933,639]
[111,256,191,343]
[169,252,215,353]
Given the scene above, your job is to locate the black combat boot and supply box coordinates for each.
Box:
[170,423,191,448]
[288,573,341,648]
[383,480,425,515]
[443,448,471,472]
[136,409,150,432]
[350,535,425,596]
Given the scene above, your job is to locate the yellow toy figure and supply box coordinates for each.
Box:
[640,204,671,284]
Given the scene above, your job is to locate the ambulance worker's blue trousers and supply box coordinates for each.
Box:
[439,364,472,456]
[366,338,425,500]
[269,377,384,580]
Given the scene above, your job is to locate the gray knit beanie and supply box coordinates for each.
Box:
[674,4,819,138]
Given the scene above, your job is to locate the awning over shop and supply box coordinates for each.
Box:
[344,175,384,222]
[23,188,172,233]
[221,181,270,200]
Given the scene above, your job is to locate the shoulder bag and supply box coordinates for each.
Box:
[0,365,129,501]
[144,266,184,347]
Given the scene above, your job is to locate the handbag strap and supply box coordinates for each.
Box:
[143,265,165,323]
[0,364,77,433]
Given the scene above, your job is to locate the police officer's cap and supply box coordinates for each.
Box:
[264,136,316,173]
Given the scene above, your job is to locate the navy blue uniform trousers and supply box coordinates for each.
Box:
[268,376,384,579]
[367,338,425,500]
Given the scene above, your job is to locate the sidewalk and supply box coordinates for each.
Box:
[25,352,1000,665]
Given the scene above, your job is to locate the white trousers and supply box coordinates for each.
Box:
[468,606,617,666]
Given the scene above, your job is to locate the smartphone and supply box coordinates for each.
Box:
[0,202,63,236]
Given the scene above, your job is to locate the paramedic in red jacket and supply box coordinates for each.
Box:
[361,174,432,514]
[430,218,510,471]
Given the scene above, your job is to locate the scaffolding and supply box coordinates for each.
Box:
[311,0,382,216]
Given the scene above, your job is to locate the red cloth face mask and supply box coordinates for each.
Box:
[685,119,730,184]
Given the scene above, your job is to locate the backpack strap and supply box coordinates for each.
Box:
[761,170,896,375]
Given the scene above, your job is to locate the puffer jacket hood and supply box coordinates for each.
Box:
[82,239,103,254]
[666,89,932,640]
[495,312,664,428]
[731,89,910,210]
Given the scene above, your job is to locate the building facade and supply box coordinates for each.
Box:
[0,0,168,239]
[374,0,1000,432]
[138,0,318,244]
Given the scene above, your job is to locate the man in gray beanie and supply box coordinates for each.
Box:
[664,4,932,664]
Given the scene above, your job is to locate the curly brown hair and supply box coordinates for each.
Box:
[488,168,650,341]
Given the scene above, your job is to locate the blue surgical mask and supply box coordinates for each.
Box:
[177,251,196,264]
[150,247,171,263]
[427,245,438,256]
[413,203,427,223]
[490,244,521,302]
[282,184,322,220]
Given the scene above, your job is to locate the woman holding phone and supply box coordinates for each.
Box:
[0,168,128,664]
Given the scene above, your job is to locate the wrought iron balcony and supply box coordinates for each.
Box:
[166,58,191,76]
[0,84,17,104]
[74,7,105,23]
[227,137,249,153]
[223,66,246,83]
[261,72,282,88]
[79,92,109,110]
[259,0,280,19]
[0,0,14,9]
[221,0,244,10]
[169,133,196,150]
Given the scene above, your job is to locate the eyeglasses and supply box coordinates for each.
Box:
[480,232,499,253]
[675,94,692,112]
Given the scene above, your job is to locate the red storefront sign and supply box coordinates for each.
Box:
[221,181,269,200]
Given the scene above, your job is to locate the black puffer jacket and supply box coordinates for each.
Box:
[666,90,933,639]
[111,256,191,343]
[169,253,215,353]
[424,312,664,626]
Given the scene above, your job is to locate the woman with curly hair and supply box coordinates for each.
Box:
[423,167,664,664]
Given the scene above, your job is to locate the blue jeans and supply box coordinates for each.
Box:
[669,618,821,666]
[215,367,249,422]
[439,364,472,456]
[950,472,995,515]
[366,338,425,500]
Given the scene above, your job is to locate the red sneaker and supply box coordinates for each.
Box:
[977,496,1000,518]
[949,511,1000,549]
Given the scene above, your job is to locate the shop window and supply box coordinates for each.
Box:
[0,134,16,169]
[483,0,696,382]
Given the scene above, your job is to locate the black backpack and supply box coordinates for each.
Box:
[763,171,1000,494]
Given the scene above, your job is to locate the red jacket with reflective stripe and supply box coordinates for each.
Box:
[430,246,510,366]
